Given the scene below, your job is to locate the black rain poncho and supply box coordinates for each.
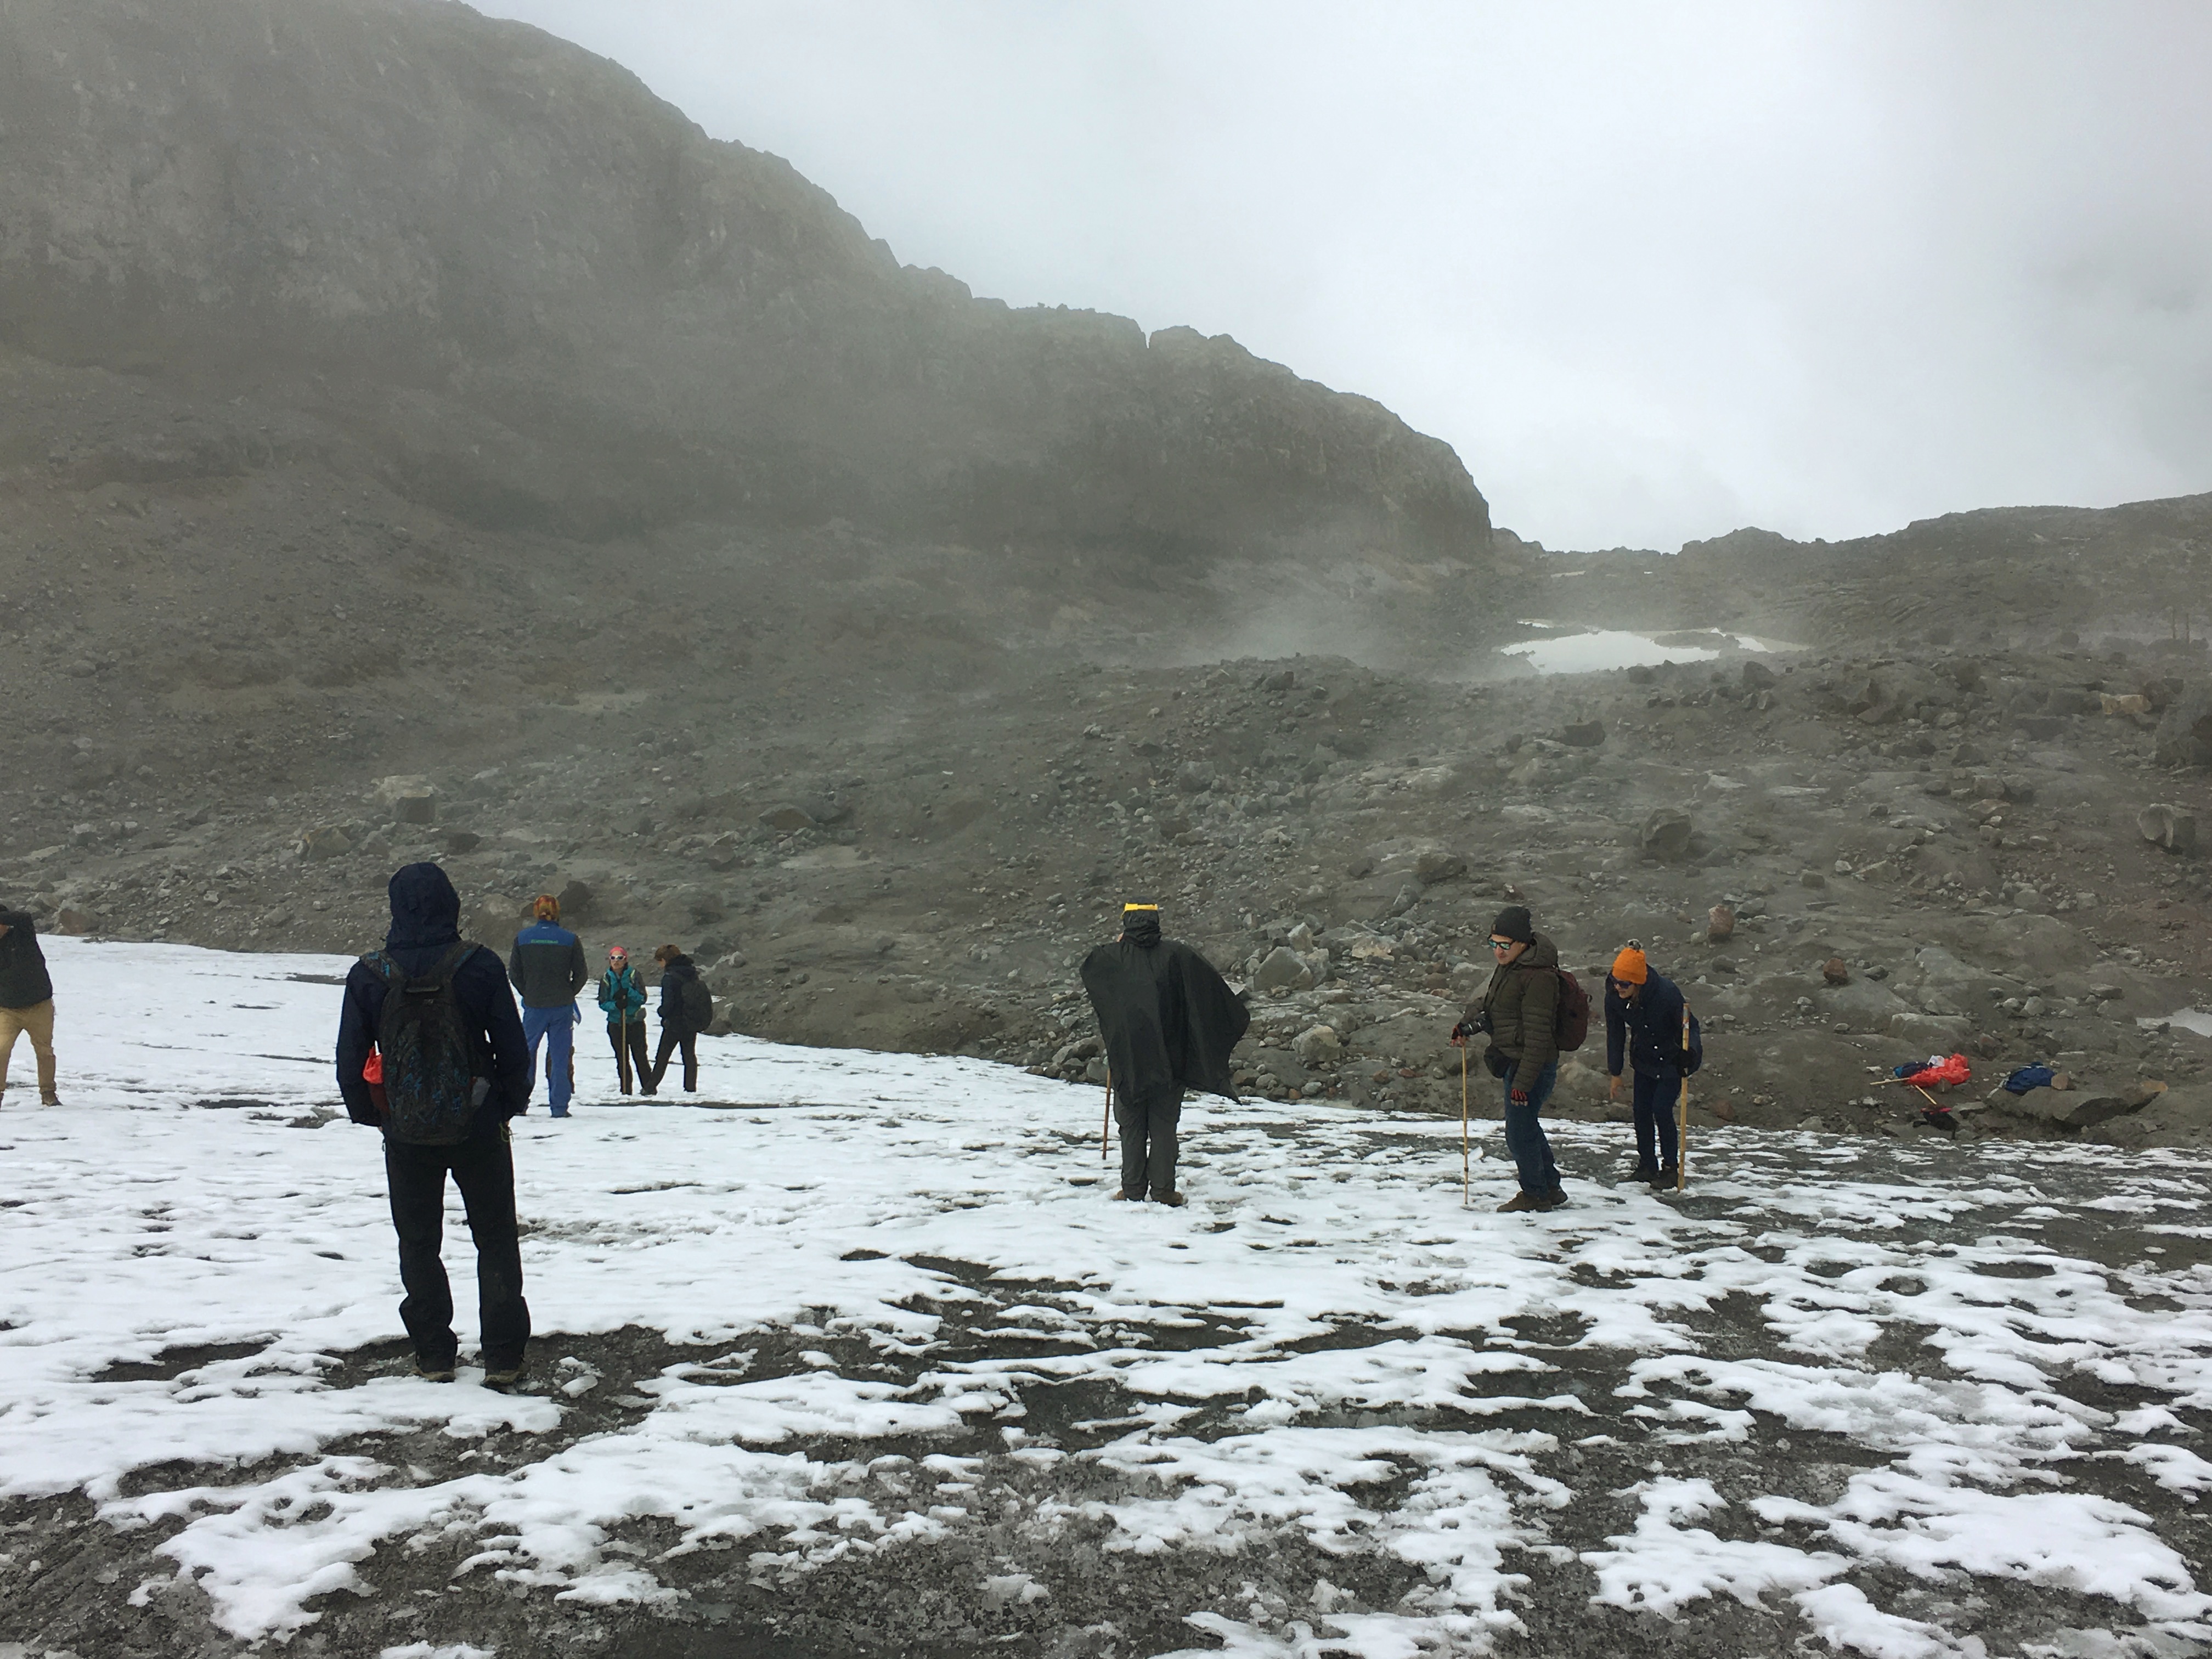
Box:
[1080,914,1249,1103]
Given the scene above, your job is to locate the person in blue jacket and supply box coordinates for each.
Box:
[1604,944,1689,1186]
[508,894,588,1118]
[597,945,652,1095]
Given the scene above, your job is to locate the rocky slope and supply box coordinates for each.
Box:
[0,0,2205,1154]
[0,0,1487,565]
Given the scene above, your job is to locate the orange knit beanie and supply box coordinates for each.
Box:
[1610,946,1649,985]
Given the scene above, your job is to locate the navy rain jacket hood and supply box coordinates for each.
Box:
[383,862,462,967]
[335,862,532,1132]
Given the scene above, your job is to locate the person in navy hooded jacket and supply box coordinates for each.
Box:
[336,864,534,1388]
[1604,944,1690,1186]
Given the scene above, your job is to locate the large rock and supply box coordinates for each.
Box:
[1999,1080,2164,1130]
[1887,1012,1974,1052]
[1250,946,1313,994]
[298,826,353,861]
[2138,803,2198,854]
[1639,810,1694,861]
[372,775,438,823]
[1413,847,1468,885]
[2152,682,2212,768]
[1293,1025,1342,1065]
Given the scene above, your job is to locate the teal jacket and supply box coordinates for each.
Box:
[597,963,646,1022]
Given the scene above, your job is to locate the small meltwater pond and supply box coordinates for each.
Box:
[1501,626,1799,675]
[2145,1007,2212,1039]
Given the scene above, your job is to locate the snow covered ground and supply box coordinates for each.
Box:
[4,938,2210,1659]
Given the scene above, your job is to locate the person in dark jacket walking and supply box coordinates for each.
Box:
[335,864,534,1388]
[597,946,652,1095]
[648,945,707,1094]
[1604,945,1689,1185]
[1451,905,1566,1212]
[1080,901,1250,1206]
[0,906,59,1108]
[509,895,588,1119]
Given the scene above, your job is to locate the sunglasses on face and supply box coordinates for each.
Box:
[1489,939,1517,951]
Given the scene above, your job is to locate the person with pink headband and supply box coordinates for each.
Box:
[596,945,652,1095]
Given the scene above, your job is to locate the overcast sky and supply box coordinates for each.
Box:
[477,1,2209,551]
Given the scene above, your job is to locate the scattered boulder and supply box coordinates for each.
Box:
[443,830,483,854]
[2137,803,2198,854]
[2000,1079,2165,1130]
[1639,809,1694,861]
[2151,684,2212,767]
[759,804,817,833]
[1821,956,1850,987]
[1742,660,1778,691]
[1707,904,1736,942]
[1250,946,1313,994]
[1293,1024,1342,1065]
[54,908,99,935]
[1413,847,1468,885]
[372,775,438,823]
[1560,719,1606,748]
[2100,692,2152,717]
[556,879,596,921]
[1888,1012,1973,1051]
[298,826,353,861]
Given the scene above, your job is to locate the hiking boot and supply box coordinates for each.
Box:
[1626,1163,1661,1183]
[1651,1166,1680,1188]
[414,1359,456,1384]
[482,1363,527,1393]
[1154,1191,1188,1208]
[1111,1188,1142,1200]
[1497,1189,1564,1214]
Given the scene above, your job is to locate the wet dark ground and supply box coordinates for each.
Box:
[5,1132,2209,1659]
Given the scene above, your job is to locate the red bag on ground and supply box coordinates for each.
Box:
[1904,1053,1971,1090]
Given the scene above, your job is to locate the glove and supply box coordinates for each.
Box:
[1449,1019,1474,1045]
[1509,1088,1530,1105]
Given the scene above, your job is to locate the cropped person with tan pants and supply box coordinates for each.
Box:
[0,906,60,1108]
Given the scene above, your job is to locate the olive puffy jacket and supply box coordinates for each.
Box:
[1471,932,1562,1077]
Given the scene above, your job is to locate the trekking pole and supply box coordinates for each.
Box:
[1677,1006,1691,1192]
[617,998,633,1095]
[1455,1044,1470,1204]
[1102,1066,1112,1164]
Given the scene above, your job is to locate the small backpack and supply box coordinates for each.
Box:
[678,972,714,1032]
[363,943,484,1144]
[1553,969,1592,1052]
[1680,1009,1704,1076]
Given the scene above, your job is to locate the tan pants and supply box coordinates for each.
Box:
[0,1000,57,1101]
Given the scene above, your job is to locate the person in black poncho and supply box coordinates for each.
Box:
[1080,901,1249,1207]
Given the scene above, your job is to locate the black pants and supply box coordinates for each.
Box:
[384,1130,530,1371]
[1633,1069,1682,1170]
[607,1019,652,1093]
[651,1027,698,1092]
[1116,1086,1183,1199]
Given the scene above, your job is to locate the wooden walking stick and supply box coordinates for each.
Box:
[1460,1043,1470,1207]
[1676,1005,1691,1192]
[1103,1065,1113,1164]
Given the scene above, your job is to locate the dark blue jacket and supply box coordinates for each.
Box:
[1605,970,1690,1079]
[336,864,532,1134]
